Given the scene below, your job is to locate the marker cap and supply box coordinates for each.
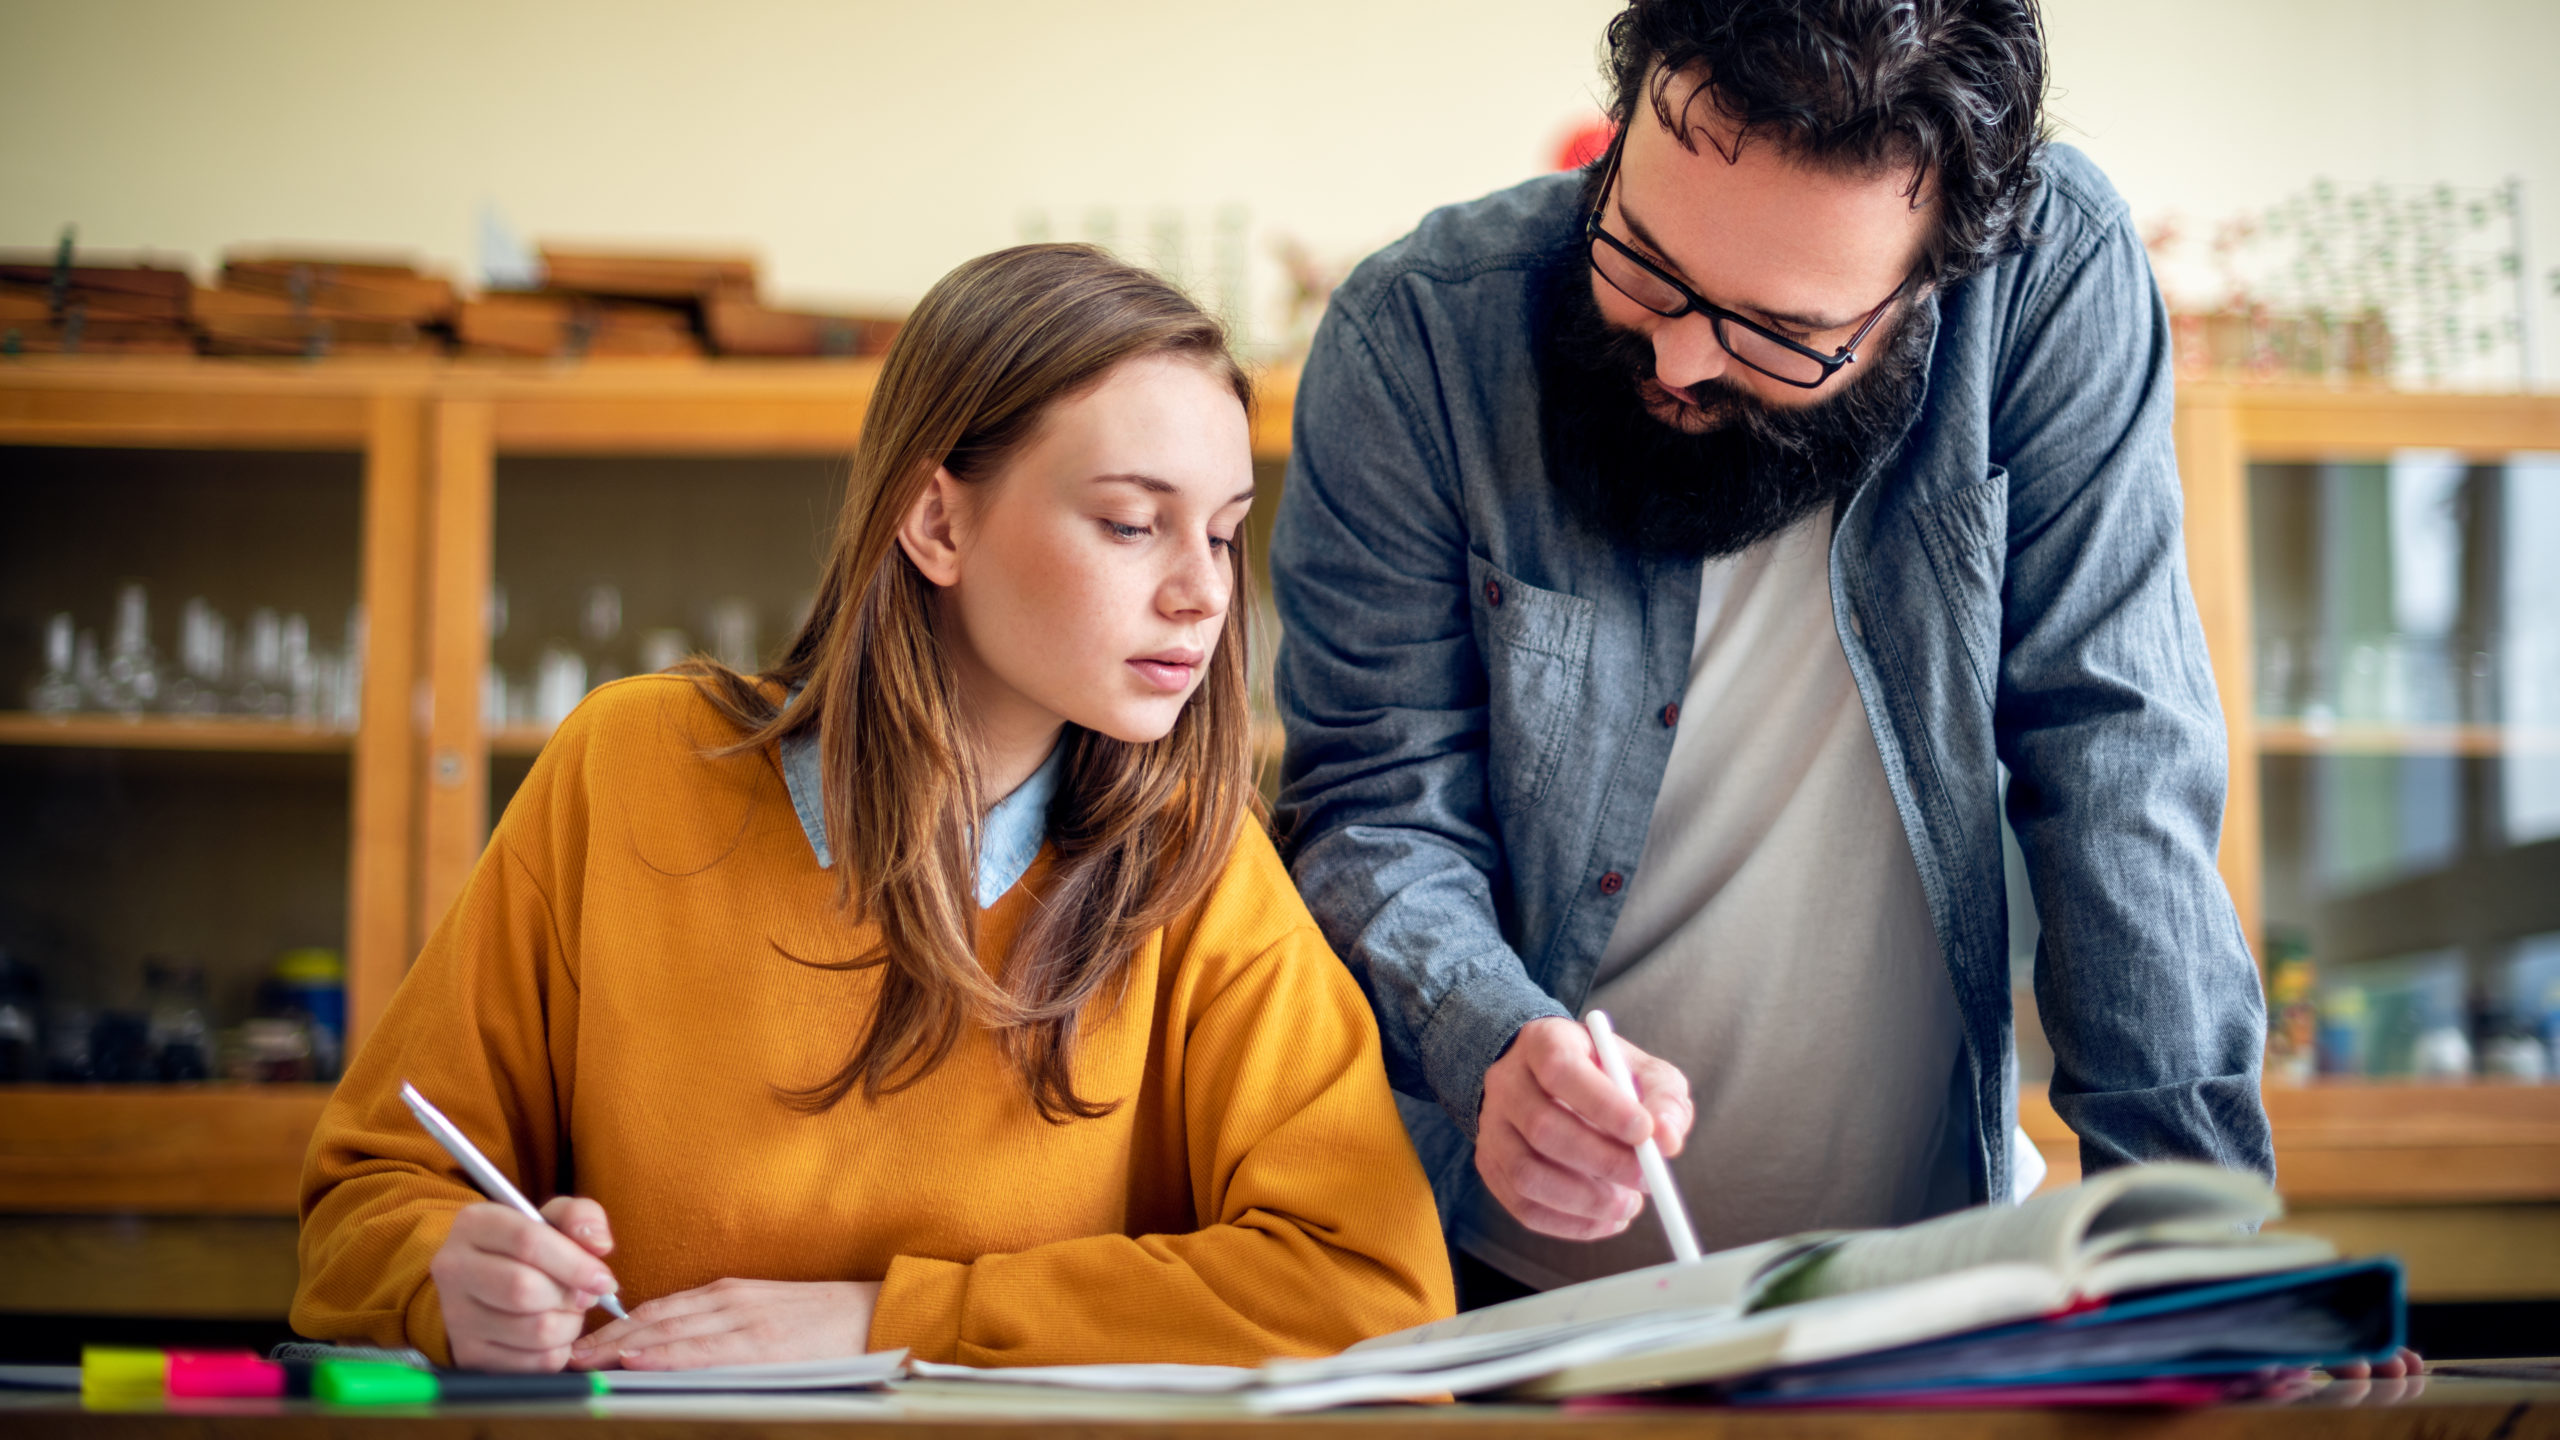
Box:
[81,1347,167,1404]
[167,1351,284,1399]
[315,1360,439,1406]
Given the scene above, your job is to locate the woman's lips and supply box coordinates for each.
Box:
[1128,657,1198,692]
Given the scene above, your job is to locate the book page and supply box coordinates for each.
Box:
[1780,1163,2279,1302]
[1345,1236,1807,1351]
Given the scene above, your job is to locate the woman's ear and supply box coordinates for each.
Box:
[895,466,967,588]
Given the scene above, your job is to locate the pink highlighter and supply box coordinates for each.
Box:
[166,1351,286,1399]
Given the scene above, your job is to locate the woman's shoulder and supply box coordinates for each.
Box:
[501,674,784,866]
[545,672,763,767]
[1162,818,1350,996]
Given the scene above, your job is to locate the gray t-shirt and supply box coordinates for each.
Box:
[1456,511,1968,1289]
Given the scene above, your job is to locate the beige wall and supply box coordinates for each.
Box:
[2,0,2554,373]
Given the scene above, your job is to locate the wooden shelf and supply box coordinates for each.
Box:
[2256,718,2560,756]
[0,1085,334,1215]
[0,712,356,754]
[2022,1081,2560,1205]
[487,721,555,758]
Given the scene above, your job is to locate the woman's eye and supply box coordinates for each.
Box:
[1103,520,1152,542]
[1208,533,1235,553]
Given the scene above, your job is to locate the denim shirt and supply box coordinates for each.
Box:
[779,726,1061,907]
[1270,144,2275,1220]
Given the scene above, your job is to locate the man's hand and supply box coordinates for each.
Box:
[569,1278,881,1370]
[1476,1016,1695,1239]
[429,1196,622,1372]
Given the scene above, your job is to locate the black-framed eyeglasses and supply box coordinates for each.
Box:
[1584,127,1910,390]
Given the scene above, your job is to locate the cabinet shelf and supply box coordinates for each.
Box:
[2255,718,2560,757]
[0,1085,334,1215]
[0,712,356,754]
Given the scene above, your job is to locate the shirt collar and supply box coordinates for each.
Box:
[776,693,1063,910]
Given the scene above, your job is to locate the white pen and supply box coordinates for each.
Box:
[399,1081,628,1319]
[1582,1010,1702,1264]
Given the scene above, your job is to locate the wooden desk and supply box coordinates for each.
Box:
[5,1376,2557,1440]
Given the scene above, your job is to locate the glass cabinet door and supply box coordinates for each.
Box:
[483,453,847,824]
[2252,451,2560,1083]
[1,445,367,1095]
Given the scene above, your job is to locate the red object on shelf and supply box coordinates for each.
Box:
[1554,116,1616,172]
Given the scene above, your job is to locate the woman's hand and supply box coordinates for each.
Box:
[428,1196,621,1372]
[570,1278,881,1371]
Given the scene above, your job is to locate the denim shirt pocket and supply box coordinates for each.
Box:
[1466,552,1598,818]
[1912,468,2011,710]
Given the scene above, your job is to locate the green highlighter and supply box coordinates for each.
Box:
[314,1360,605,1405]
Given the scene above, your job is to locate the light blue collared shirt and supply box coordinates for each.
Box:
[778,723,1063,910]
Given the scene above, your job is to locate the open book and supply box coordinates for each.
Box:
[1358,1161,2338,1398]
[901,1162,2376,1413]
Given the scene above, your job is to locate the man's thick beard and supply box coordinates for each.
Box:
[1537,262,1931,560]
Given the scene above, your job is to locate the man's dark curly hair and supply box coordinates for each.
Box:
[1603,0,2048,288]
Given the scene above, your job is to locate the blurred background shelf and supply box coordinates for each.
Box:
[0,1085,331,1214]
[2256,720,2560,757]
[0,713,355,754]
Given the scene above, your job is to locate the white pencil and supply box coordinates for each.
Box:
[1582,1010,1702,1264]
[400,1080,628,1319]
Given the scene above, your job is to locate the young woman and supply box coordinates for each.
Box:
[293,245,1455,1372]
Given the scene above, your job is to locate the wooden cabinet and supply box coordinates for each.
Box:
[1,358,2552,1313]
[0,363,425,1230]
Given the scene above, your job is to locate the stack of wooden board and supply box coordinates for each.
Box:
[0,249,195,353]
[1,234,903,360]
[194,254,455,355]
[454,247,900,358]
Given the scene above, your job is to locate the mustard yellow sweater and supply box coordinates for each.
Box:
[294,676,1453,1366]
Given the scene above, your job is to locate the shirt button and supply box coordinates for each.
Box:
[1599,871,1625,896]
[1661,702,1680,728]
[1485,579,1504,608]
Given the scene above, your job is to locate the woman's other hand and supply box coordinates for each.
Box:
[428,1196,621,1372]
[570,1277,881,1370]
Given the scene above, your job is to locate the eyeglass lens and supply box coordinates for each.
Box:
[1588,238,1831,386]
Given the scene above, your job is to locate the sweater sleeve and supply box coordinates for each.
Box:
[291,766,584,1364]
[868,919,1457,1365]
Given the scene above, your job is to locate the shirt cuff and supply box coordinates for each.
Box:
[1419,971,1572,1140]
[871,1254,968,1363]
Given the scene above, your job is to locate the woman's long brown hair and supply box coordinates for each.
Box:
[681,244,1256,1123]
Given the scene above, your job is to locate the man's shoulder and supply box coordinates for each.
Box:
[1328,170,1582,339]
[2012,142,2138,273]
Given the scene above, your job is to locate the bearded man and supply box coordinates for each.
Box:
[1272,0,2276,1307]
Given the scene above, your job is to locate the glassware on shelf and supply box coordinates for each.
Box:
[142,956,212,1083]
[336,603,366,728]
[533,643,587,726]
[638,628,690,676]
[235,608,287,716]
[167,597,231,717]
[0,949,40,1082]
[2263,930,2319,1085]
[265,947,345,1080]
[581,583,625,685]
[26,614,83,714]
[96,582,163,715]
[224,1017,314,1084]
[88,1009,152,1083]
[706,597,757,673]
[43,1003,95,1082]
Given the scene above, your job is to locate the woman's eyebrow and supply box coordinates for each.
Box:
[1618,199,1848,332]
[1093,472,1257,505]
